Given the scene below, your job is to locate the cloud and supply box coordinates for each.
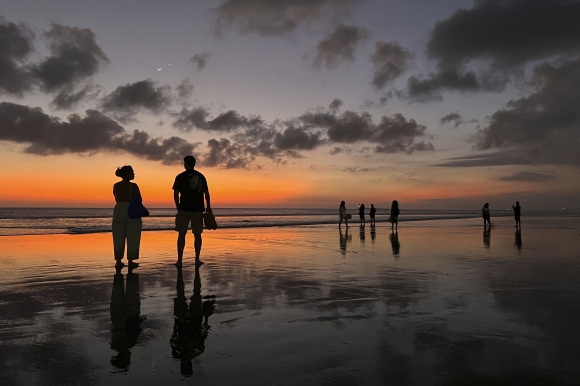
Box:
[313,24,369,69]
[173,107,265,132]
[499,171,554,182]
[202,138,255,168]
[214,0,360,36]
[34,24,108,92]
[471,58,580,166]
[100,79,172,122]
[189,53,211,70]
[51,84,102,110]
[341,167,377,172]
[0,19,35,95]
[176,78,194,99]
[274,126,324,150]
[329,146,351,155]
[328,98,343,112]
[370,41,412,89]
[404,0,580,101]
[439,111,464,127]
[0,101,198,165]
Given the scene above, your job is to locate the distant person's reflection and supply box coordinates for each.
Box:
[339,228,352,256]
[110,266,143,370]
[389,231,400,256]
[359,225,365,243]
[483,227,491,248]
[370,224,376,243]
[171,265,214,376]
[515,229,522,251]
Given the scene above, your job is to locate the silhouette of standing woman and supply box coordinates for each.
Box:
[339,201,349,228]
[390,200,400,232]
[112,166,143,269]
[358,203,366,226]
[512,201,521,229]
[482,203,491,228]
[369,204,376,226]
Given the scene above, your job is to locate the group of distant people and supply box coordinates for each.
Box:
[482,201,522,229]
[112,155,211,269]
[339,200,400,232]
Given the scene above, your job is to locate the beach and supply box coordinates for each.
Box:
[1,216,580,385]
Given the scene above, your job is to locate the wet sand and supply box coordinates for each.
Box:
[1,216,580,385]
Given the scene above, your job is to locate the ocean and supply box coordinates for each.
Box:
[1,207,574,236]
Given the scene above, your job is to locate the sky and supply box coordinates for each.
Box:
[0,0,579,209]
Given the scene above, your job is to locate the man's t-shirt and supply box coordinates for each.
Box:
[172,170,208,212]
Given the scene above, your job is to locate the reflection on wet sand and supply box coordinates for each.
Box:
[339,228,352,256]
[359,225,365,244]
[171,264,215,376]
[483,227,491,248]
[370,224,376,243]
[389,231,400,256]
[110,267,143,371]
[515,229,522,251]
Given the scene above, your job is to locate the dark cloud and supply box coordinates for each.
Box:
[329,146,350,155]
[328,98,343,112]
[214,0,360,36]
[34,24,108,92]
[342,167,377,172]
[433,152,532,168]
[51,84,101,110]
[173,107,265,132]
[471,58,580,166]
[0,102,198,165]
[100,79,172,122]
[313,24,369,69]
[499,171,555,182]
[203,138,255,168]
[0,19,35,95]
[404,0,580,101]
[439,111,465,128]
[189,53,211,70]
[274,126,324,150]
[370,42,412,89]
[372,114,434,154]
[176,78,194,99]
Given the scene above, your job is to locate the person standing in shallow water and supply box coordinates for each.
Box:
[173,156,211,266]
[390,200,400,232]
[359,203,366,226]
[369,204,376,226]
[112,165,142,269]
[482,203,491,227]
[339,201,349,229]
[512,201,521,229]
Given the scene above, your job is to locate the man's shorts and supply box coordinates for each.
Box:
[175,210,204,234]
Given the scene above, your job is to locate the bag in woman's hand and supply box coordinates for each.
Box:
[204,209,217,230]
[128,183,150,219]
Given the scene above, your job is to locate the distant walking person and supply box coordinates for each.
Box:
[112,166,142,269]
[369,204,376,226]
[482,203,491,227]
[173,156,211,266]
[390,200,400,232]
[339,201,350,228]
[359,203,366,226]
[512,201,521,228]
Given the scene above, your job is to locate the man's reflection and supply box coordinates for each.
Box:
[110,266,143,371]
[171,265,215,376]
[515,229,522,251]
[389,231,400,256]
[483,226,491,249]
[359,225,365,244]
[370,224,376,243]
[339,228,352,256]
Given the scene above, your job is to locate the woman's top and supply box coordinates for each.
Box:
[359,205,365,216]
[390,206,400,216]
[114,181,141,203]
[370,207,376,216]
[339,206,347,220]
[482,206,490,216]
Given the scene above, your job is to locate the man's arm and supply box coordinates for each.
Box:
[174,190,180,210]
[204,188,211,211]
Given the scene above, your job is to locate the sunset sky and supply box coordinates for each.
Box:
[1,0,579,209]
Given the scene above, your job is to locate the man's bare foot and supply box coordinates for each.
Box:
[128,261,139,269]
[174,261,182,267]
[195,259,204,266]
[115,261,124,269]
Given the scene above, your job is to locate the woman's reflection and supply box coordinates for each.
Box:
[389,231,400,256]
[359,225,366,244]
[110,266,143,371]
[515,229,522,251]
[171,265,215,376]
[370,224,376,243]
[483,227,491,249]
[339,228,352,256]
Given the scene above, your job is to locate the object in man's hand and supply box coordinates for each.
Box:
[204,210,218,230]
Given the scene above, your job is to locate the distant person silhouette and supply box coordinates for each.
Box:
[389,231,400,255]
[358,203,366,226]
[112,165,142,269]
[369,204,376,225]
[173,156,211,266]
[512,201,521,228]
[171,264,212,376]
[515,229,522,251]
[339,201,350,228]
[390,200,400,232]
[482,203,491,228]
[110,265,143,370]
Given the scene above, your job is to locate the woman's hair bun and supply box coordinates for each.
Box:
[115,165,133,178]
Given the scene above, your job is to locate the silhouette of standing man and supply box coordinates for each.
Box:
[173,156,211,266]
[512,201,521,229]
